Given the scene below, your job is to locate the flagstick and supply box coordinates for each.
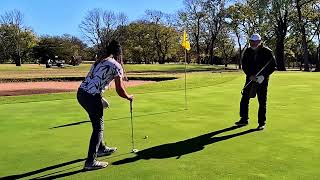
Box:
[184,49,188,110]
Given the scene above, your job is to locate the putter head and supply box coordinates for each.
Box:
[132,149,139,153]
[101,97,110,109]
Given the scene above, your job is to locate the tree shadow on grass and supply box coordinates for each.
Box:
[113,126,258,165]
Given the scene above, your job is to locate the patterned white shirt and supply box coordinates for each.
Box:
[79,58,123,95]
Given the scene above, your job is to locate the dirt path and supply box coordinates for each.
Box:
[0,81,154,96]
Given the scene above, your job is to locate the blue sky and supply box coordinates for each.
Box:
[0,0,184,37]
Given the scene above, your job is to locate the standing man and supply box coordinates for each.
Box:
[235,34,276,130]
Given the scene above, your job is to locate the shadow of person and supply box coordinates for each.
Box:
[0,158,86,180]
[30,169,86,180]
[1,126,257,179]
[1,153,130,180]
[113,126,258,165]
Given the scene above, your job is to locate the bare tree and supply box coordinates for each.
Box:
[295,0,314,71]
[79,9,103,50]
[181,0,206,64]
[203,0,226,65]
[115,12,129,44]
[145,10,180,64]
[118,13,128,27]
[79,9,127,57]
[145,10,165,63]
[0,9,23,26]
[218,29,236,68]
[226,3,245,69]
[272,0,292,71]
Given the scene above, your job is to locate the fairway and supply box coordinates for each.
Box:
[0,64,224,80]
[0,72,319,179]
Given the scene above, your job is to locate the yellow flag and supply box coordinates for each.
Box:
[181,30,191,51]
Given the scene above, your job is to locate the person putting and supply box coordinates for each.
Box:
[235,33,276,130]
[77,40,134,170]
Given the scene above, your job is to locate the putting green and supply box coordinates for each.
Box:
[0,71,319,179]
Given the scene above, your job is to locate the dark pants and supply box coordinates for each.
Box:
[240,78,269,125]
[77,88,106,163]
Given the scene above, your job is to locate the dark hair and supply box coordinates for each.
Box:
[96,40,122,64]
[106,40,122,56]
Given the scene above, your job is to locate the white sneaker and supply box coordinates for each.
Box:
[97,147,117,157]
[84,160,108,170]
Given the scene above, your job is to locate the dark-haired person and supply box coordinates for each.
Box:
[234,34,276,130]
[77,40,134,170]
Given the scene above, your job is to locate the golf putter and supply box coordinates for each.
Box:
[130,101,139,153]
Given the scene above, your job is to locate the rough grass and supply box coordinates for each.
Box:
[0,64,227,80]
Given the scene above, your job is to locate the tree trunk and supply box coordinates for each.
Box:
[159,55,165,64]
[296,0,309,71]
[209,32,218,67]
[274,7,288,71]
[15,57,21,66]
[204,40,212,64]
[157,50,161,64]
[275,38,286,71]
[14,52,21,66]
[196,18,201,64]
[14,26,22,66]
[237,35,242,69]
[209,43,214,65]
[301,28,309,71]
[315,46,320,72]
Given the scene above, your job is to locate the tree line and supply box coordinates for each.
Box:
[0,0,319,71]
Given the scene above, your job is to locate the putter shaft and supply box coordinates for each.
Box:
[241,59,273,93]
[130,101,135,150]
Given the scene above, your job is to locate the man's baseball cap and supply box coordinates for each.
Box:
[249,33,261,41]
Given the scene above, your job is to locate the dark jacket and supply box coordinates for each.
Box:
[241,44,277,78]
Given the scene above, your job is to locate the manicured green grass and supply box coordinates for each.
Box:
[0,72,319,179]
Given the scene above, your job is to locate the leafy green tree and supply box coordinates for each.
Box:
[33,35,86,64]
[0,10,36,65]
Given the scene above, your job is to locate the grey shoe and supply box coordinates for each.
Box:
[84,160,108,170]
[257,124,266,130]
[235,119,248,126]
[97,147,117,157]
